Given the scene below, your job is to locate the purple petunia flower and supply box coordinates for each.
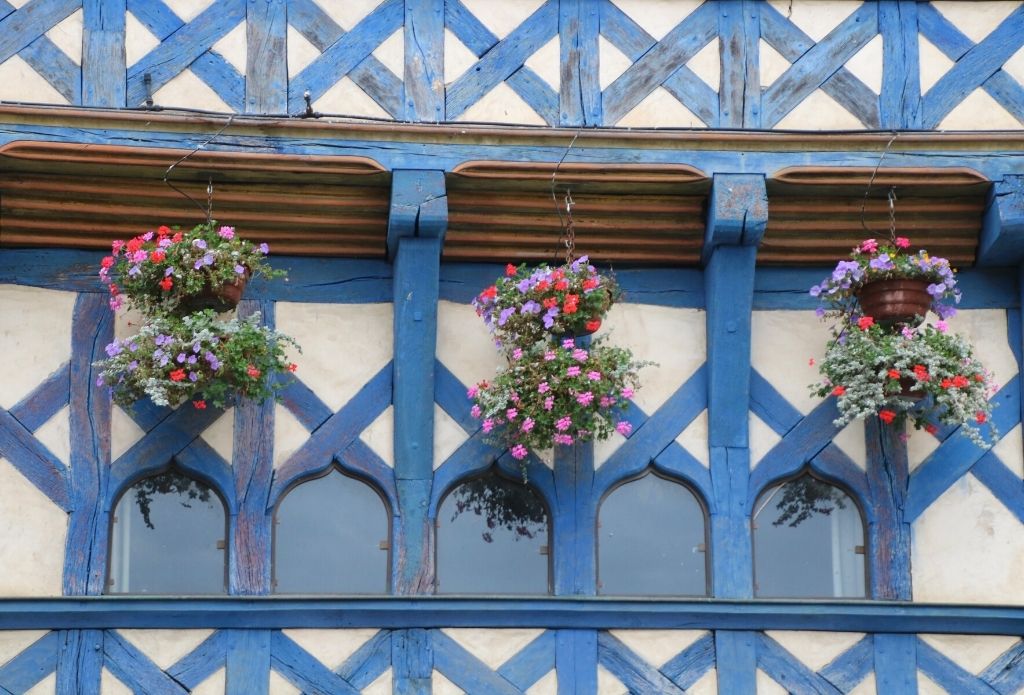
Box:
[193,239,207,249]
[259,243,270,254]
[234,264,245,274]
[498,307,517,326]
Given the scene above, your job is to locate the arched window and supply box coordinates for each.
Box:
[436,472,550,594]
[753,474,867,598]
[273,468,390,593]
[108,469,226,594]
[598,472,708,596]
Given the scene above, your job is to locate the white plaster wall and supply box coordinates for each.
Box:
[275,303,393,413]
[752,310,830,416]
[764,630,865,672]
[0,285,74,411]
[912,474,1024,604]
[0,458,66,596]
[433,628,553,695]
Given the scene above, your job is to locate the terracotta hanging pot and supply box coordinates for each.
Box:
[857,279,931,327]
[177,273,248,315]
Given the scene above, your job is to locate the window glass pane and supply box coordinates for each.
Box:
[753,476,866,598]
[436,474,549,594]
[274,470,389,593]
[599,474,707,596]
[108,470,225,594]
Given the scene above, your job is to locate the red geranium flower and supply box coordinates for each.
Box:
[288,363,298,372]
[831,385,846,396]
[878,409,896,424]
[585,319,601,332]
[976,412,987,424]
[481,285,497,299]
[554,280,569,291]
[193,400,206,409]
[505,263,517,276]
[582,277,599,290]
[246,365,261,378]
[542,297,558,309]
[159,277,173,291]
[101,256,114,268]
[169,369,186,382]
[857,316,874,330]
[157,225,171,236]
[925,423,938,435]
[172,232,183,243]
[887,369,900,379]
[150,250,166,263]
[952,375,969,388]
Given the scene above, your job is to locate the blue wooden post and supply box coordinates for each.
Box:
[704,174,767,693]
[558,0,600,126]
[57,294,113,693]
[879,0,921,129]
[224,300,275,693]
[245,0,287,114]
[389,170,446,694]
[82,0,127,107]
[718,0,760,127]
[404,0,444,121]
[552,442,598,695]
[229,299,276,597]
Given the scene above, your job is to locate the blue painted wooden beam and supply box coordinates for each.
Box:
[444,0,558,122]
[556,629,596,695]
[0,0,79,104]
[444,0,558,125]
[597,0,718,127]
[126,0,246,107]
[230,301,276,596]
[558,0,600,126]
[874,633,918,695]
[390,170,446,600]
[387,170,448,260]
[392,628,431,695]
[64,293,113,596]
[705,174,766,692]
[759,3,880,128]
[0,0,81,66]
[879,0,921,129]
[55,629,103,693]
[718,0,760,128]
[916,3,1024,128]
[82,0,126,107]
[921,5,1024,129]
[979,176,1024,266]
[5,598,1024,633]
[403,0,444,122]
[0,630,57,693]
[601,2,718,127]
[245,0,287,114]
[226,629,270,695]
[286,0,402,116]
[864,420,912,602]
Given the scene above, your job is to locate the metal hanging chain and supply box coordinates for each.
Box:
[163,113,236,219]
[206,177,215,224]
[550,128,582,263]
[887,186,898,243]
[563,189,576,264]
[859,131,899,236]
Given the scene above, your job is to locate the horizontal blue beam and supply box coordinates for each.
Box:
[1,598,1024,634]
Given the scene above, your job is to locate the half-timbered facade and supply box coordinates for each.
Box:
[1,1,1024,693]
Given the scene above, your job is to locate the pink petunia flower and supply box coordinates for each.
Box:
[616,421,633,436]
[510,444,528,460]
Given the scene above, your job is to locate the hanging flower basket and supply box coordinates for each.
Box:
[96,309,299,410]
[809,237,996,446]
[811,321,996,446]
[99,222,283,316]
[810,237,960,327]
[470,256,651,462]
[469,337,648,459]
[473,256,621,346]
